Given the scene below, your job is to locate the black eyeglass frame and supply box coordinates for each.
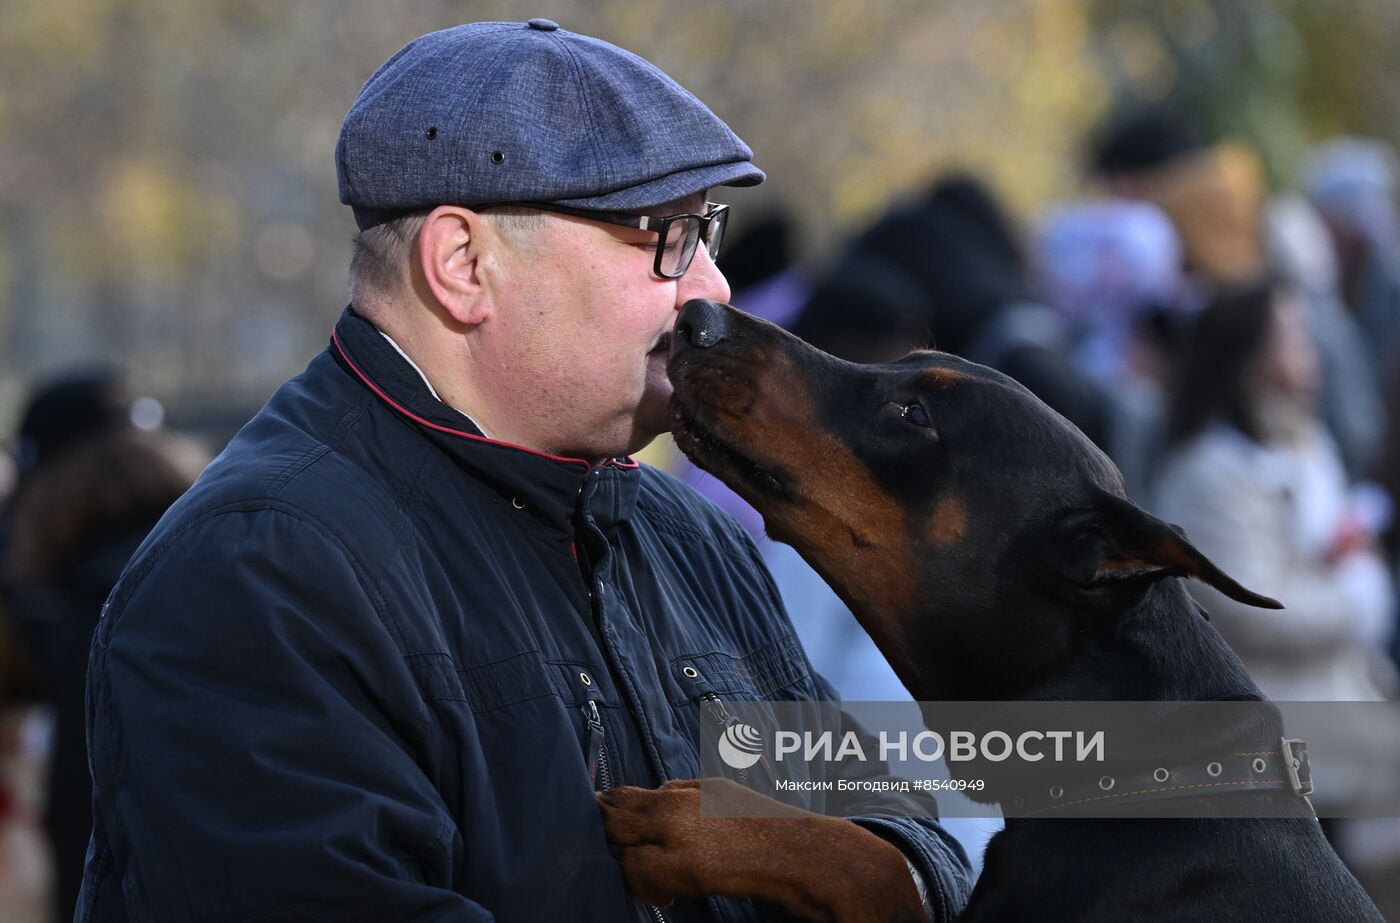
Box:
[478,201,729,279]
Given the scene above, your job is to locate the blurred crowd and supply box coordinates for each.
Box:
[691,110,1400,901]
[3,108,1400,918]
[0,371,207,921]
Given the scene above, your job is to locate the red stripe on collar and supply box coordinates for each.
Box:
[334,329,640,469]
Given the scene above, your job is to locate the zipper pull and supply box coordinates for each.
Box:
[582,700,607,789]
[699,692,733,727]
[700,693,771,774]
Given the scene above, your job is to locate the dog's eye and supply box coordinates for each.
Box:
[901,402,932,428]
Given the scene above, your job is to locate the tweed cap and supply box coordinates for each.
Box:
[337,20,764,230]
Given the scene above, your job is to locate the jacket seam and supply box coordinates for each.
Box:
[378,438,440,557]
[556,36,610,188]
[639,513,760,572]
[266,389,369,496]
[454,682,558,713]
[401,813,454,887]
[75,840,109,922]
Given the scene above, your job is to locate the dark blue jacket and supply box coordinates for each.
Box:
[77,307,971,922]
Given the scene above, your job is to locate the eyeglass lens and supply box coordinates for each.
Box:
[658,210,727,278]
[705,208,727,260]
[659,220,698,277]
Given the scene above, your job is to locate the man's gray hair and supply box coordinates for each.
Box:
[348,207,547,305]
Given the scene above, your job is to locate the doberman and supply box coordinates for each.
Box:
[598,299,1383,922]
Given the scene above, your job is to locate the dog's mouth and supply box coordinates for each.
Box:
[670,399,789,500]
[647,331,673,356]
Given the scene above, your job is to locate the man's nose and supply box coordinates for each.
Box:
[674,243,731,306]
[675,299,729,349]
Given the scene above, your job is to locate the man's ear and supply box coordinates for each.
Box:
[1067,488,1282,610]
[417,206,492,326]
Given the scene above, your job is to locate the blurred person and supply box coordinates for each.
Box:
[851,174,1113,449]
[1034,199,1189,498]
[1302,137,1400,379]
[1384,372,1400,563]
[1153,282,1400,900]
[1155,271,1400,918]
[792,252,929,365]
[713,208,807,330]
[2,370,204,923]
[0,589,45,923]
[75,22,970,923]
[1091,107,1267,287]
[1153,279,1395,705]
[1,371,134,523]
[1267,194,1386,481]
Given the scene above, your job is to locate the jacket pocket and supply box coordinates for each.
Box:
[667,635,816,794]
[667,634,813,707]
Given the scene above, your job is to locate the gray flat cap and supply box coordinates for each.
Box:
[337,20,764,230]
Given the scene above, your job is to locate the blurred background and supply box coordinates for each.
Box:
[3,0,1398,422]
[5,0,1400,919]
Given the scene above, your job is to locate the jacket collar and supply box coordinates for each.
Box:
[330,306,639,536]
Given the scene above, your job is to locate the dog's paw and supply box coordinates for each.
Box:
[598,780,707,906]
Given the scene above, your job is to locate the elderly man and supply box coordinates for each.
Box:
[76,21,970,922]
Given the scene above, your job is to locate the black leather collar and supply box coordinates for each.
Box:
[1008,737,1315,818]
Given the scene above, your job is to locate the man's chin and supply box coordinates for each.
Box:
[629,387,675,454]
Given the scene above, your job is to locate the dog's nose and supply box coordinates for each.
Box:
[675,299,729,349]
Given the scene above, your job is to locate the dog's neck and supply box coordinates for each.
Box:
[892,579,1262,705]
[902,580,1283,815]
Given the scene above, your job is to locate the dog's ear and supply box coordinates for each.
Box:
[1067,489,1282,610]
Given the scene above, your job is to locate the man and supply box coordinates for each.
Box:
[76,21,971,922]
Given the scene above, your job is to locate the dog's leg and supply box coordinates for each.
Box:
[599,778,928,923]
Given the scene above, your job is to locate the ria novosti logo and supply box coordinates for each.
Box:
[717,724,1106,767]
[717,722,765,770]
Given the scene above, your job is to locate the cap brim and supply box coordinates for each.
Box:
[350,159,765,230]
[552,160,764,211]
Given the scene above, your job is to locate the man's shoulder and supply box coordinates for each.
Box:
[138,355,419,578]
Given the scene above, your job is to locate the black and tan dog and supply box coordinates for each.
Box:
[599,300,1382,922]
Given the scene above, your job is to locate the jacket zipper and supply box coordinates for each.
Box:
[700,693,760,788]
[574,495,668,921]
[583,701,669,923]
[582,700,613,792]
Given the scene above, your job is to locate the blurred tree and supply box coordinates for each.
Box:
[1088,0,1400,184]
[0,0,1394,431]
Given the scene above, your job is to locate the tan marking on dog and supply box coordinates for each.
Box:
[928,496,967,546]
[1096,532,1194,582]
[705,350,924,685]
[922,367,965,390]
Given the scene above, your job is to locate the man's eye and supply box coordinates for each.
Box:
[901,403,932,428]
[635,239,678,253]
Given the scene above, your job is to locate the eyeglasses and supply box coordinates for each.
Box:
[481,201,729,279]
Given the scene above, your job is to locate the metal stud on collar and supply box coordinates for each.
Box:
[1153,768,1170,783]
[1207,761,1222,777]
[1098,776,1115,791]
